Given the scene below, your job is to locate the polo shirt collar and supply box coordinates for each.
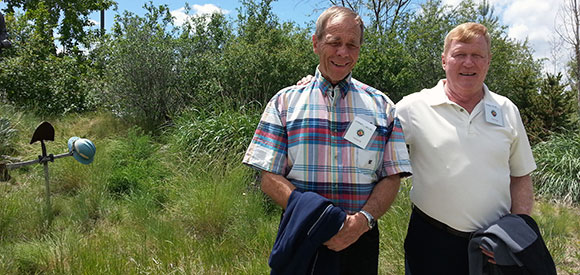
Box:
[427,79,493,106]
[314,66,351,99]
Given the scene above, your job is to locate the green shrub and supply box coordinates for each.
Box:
[532,132,580,204]
[0,55,96,116]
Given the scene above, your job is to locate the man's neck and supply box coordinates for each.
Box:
[443,81,484,114]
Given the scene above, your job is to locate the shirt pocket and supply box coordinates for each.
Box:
[356,147,381,172]
[354,125,389,173]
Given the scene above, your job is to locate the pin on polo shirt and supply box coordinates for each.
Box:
[344,116,376,149]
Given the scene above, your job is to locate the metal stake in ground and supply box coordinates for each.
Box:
[30,122,56,221]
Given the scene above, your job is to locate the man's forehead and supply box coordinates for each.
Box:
[448,38,488,50]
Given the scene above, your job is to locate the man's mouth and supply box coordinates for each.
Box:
[460,73,476,76]
[331,61,349,67]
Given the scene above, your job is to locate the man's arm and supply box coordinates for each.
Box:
[482,174,534,264]
[324,174,401,251]
[261,171,296,209]
[510,174,534,215]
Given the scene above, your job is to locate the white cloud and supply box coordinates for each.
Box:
[192,4,226,15]
[88,19,98,27]
[170,4,229,27]
[441,0,462,7]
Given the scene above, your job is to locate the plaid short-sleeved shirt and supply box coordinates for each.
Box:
[243,68,411,213]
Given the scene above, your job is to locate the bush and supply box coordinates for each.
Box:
[0,55,96,116]
[532,132,580,204]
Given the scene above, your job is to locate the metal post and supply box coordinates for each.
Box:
[100,9,105,36]
[40,140,52,222]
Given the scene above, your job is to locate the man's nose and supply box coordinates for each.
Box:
[463,55,475,66]
[336,45,349,56]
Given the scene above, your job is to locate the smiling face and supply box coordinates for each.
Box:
[442,35,491,96]
[313,15,362,85]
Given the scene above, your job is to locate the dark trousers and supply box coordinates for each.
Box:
[316,224,379,275]
[404,207,471,275]
[339,225,379,275]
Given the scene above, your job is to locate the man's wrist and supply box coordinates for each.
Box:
[358,210,376,230]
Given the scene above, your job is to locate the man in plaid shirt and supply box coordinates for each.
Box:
[243,6,411,274]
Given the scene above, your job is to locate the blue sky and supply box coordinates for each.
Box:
[89,0,321,30]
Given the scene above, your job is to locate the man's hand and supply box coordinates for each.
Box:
[324,212,369,251]
[297,75,314,85]
[480,246,497,264]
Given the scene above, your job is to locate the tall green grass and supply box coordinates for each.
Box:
[165,103,261,167]
[532,132,580,204]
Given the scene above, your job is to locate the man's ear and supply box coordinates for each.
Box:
[441,53,446,70]
[312,34,319,55]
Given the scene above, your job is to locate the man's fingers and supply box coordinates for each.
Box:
[480,246,497,264]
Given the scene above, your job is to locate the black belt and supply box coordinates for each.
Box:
[412,205,473,239]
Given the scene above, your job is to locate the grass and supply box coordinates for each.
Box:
[532,132,580,204]
[0,109,578,274]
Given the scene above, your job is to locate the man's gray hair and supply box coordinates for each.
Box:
[314,6,364,44]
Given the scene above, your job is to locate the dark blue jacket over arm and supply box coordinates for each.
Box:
[269,190,346,275]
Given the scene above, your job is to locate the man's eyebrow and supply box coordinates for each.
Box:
[326,36,341,42]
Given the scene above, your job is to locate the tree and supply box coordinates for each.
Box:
[539,73,578,131]
[2,0,116,53]
[102,3,182,130]
[177,8,233,106]
[556,0,580,113]
[0,11,96,115]
[220,0,316,105]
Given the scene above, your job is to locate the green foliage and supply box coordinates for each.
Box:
[532,131,580,204]
[401,0,450,94]
[355,31,415,102]
[102,4,183,131]
[3,0,116,52]
[106,128,167,202]
[220,0,316,105]
[176,11,233,107]
[526,73,579,142]
[0,12,99,116]
[0,54,95,116]
[167,104,261,165]
[0,117,18,155]
[533,201,580,270]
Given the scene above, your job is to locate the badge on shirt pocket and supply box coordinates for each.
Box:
[345,117,381,173]
[344,116,377,149]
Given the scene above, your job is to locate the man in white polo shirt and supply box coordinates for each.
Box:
[396,22,536,274]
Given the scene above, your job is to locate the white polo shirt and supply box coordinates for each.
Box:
[396,80,536,232]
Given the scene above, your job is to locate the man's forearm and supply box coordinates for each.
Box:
[361,174,401,219]
[261,171,296,209]
[510,174,534,215]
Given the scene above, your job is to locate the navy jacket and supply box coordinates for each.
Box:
[269,190,346,275]
[468,214,556,275]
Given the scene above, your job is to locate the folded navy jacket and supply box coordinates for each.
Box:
[269,190,346,275]
[468,214,556,275]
